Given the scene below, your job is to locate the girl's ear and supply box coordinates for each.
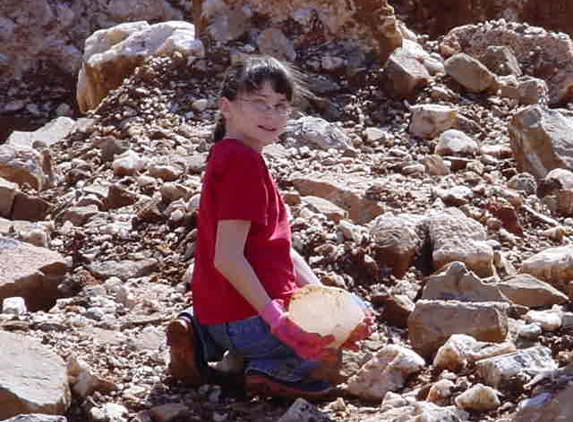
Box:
[219,97,231,119]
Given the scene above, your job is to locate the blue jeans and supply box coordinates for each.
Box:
[182,309,320,383]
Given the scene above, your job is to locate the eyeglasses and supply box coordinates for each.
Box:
[237,98,291,116]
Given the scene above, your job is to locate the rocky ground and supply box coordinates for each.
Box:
[3,6,573,422]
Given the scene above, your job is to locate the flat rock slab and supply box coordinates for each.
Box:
[0,331,70,420]
[0,237,67,311]
[88,259,158,281]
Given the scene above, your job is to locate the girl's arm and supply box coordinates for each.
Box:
[214,219,271,312]
[291,248,322,287]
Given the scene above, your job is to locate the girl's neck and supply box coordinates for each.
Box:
[224,130,264,153]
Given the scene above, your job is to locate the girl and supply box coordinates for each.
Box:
[167,55,373,399]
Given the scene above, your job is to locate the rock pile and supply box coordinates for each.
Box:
[2,5,573,422]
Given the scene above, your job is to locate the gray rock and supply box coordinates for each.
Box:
[481,45,522,77]
[88,259,159,281]
[283,117,351,150]
[499,274,569,307]
[445,53,496,93]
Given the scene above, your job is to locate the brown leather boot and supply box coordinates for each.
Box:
[166,318,202,386]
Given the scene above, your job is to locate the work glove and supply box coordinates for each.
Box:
[260,299,335,361]
[340,294,376,351]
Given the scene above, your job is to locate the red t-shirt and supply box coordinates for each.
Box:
[191,138,297,324]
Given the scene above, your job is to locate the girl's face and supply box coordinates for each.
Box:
[220,80,290,152]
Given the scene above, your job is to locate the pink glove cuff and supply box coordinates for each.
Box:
[260,300,285,329]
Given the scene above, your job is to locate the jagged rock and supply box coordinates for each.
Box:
[444,53,497,93]
[368,213,422,278]
[476,346,556,388]
[0,331,70,420]
[433,334,516,372]
[77,21,204,112]
[283,117,351,150]
[346,345,425,400]
[518,77,549,105]
[435,129,478,157]
[408,300,509,357]
[519,245,573,297]
[420,155,450,175]
[409,104,458,139]
[481,46,522,77]
[194,0,403,62]
[439,20,573,104]
[421,261,508,303]
[455,383,501,411]
[426,209,495,277]
[0,237,67,311]
[498,274,569,307]
[0,176,18,218]
[290,173,384,224]
[383,45,431,99]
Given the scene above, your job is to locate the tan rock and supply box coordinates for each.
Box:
[290,173,384,224]
[422,261,508,303]
[368,213,422,278]
[499,274,569,307]
[519,245,573,297]
[409,104,458,139]
[435,129,478,157]
[346,345,425,400]
[302,196,347,223]
[445,53,496,93]
[0,331,70,420]
[0,237,67,311]
[0,177,18,218]
[426,209,495,277]
[455,383,500,411]
[481,45,522,77]
[408,300,508,357]
[426,379,455,405]
[0,144,47,191]
[509,106,573,180]
[383,48,431,99]
[433,334,516,372]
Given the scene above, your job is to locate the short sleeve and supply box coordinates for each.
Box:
[215,151,268,225]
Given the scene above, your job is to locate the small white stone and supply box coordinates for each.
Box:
[192,99,209,112]
[455,383,501,411]
[2,297,27,315]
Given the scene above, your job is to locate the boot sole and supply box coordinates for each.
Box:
[166,319,202,385]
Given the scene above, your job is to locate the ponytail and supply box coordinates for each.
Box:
[212,113,226,142]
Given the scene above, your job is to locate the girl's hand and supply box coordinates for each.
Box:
[340,294,376,351]
[260,299,335,360]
